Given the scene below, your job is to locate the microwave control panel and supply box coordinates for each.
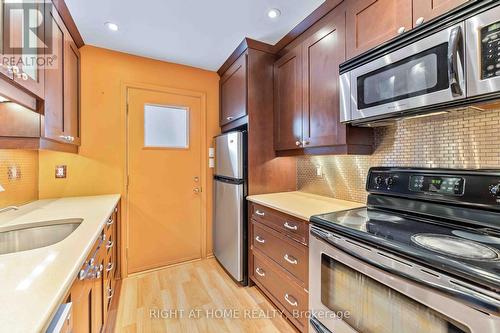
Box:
[481,20,500,79]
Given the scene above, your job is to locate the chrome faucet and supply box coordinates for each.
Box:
[0,206,19,214]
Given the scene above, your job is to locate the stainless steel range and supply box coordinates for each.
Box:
[309,167,500,333]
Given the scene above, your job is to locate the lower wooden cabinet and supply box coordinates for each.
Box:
[65,203,120,333]
[249,203,309,332]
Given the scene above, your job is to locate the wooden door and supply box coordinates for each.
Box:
[43,3,65,142]
[412,0,467,26]
[274,46,303,151]
[346,0,413,59]
[63,32,81,144]
[220,53,247,126]
[302,7,347,148]
[127,87,203,274]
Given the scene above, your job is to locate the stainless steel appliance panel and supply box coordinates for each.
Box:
[213,179,244,281]
[466,6,500,97]
[215,132,243,179]
[309,226,500,333]
[347,23,465,122]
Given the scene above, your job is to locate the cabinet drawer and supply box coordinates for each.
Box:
[252,222,308,284]
[253,253,308,329]
[251,204,308,245]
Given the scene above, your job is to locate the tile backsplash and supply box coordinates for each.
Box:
[0,150,38,208]
[297,108,500,203]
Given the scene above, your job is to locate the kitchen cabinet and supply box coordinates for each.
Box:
[346,0,468,59]
[274,5,373,155]
[218,38,297,195]
[346,0,413,59]
[44,2,80,146]
[413,0,468,25]
[274,46,302,151]
[220,52,247,126]
[249,203,309,332]
[66,204,120,333]
[13,0,45,98]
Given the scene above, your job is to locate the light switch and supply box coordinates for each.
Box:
[55,165,67,179]
[316,165,323,177]
[209,158,215,169]
[208,147,215,158]
[0,184,4,192]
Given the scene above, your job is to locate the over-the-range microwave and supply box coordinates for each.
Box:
[340,4,500,125]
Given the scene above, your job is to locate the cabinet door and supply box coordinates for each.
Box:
[220,53,247,126]
[412,0,467,26]
[13,0,45,98]
[346,0,412,59]
[63,33,80,144]
[302,7,346,148]
[274,46,302,151]
[43,3,64,142]
[70,279,93,333]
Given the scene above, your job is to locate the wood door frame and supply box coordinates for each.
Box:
[121,81,208,278]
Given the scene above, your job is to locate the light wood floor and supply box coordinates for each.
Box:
[114,258,297,333]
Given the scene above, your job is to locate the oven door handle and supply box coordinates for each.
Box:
[310,316,333,333]
[311,227,500,316]
[448,25,464,97]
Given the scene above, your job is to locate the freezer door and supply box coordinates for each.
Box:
[215,132,243,179]
[213,179,244,281]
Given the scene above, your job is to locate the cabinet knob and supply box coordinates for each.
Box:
[302,140,310,146]
[397,26,406,35]
[226,116,233,121]
[295,141,302,147]
[12,66,19,74]
[415,17,425,26]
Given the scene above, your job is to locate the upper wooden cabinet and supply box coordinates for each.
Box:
[346,0,413,59]
[220,53,247,126]
[274,46,302,151]
[44,2,80,146]
[346,0,467,58]
[302,11,346,148]
[413,0,468,25]
[274,5,373,155]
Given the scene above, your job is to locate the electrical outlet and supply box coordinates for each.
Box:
[7,166,21,180]
[55,165,67,179]
[316,165,323,178]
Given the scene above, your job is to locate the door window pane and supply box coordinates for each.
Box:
[144,104,189,148]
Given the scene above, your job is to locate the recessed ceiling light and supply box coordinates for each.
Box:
[105,22,119,32]
[268,8,281,19]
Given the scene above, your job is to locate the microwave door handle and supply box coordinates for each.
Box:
[448,25,464,97]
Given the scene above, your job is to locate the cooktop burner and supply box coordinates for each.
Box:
[411,234,500,261]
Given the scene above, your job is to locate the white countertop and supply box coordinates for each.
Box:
[0,194,121,333]
[247,191,365,221]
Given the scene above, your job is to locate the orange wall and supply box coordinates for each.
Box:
[0,150,38,208]
[38,46,220,255]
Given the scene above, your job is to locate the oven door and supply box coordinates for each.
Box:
[309,226,500,333]
[348,22,465,122]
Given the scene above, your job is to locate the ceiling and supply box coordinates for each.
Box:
[64,0,326,71]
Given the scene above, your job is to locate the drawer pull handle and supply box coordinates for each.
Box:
[255,210,265,216]
[107,287,114,299]
[106,262,114,272]
[255,267,265,277]
[284,222,298,231]
[106,240,114,249]
[284,254,298,265]
[255,236,265,244]
[284,294,298,307]
[106,218,114,226]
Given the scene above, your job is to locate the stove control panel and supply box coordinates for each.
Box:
[367,168,500,208]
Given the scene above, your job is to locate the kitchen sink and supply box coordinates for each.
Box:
[0,219,83,255]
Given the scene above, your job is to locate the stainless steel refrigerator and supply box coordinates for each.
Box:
[213,131,247,285]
